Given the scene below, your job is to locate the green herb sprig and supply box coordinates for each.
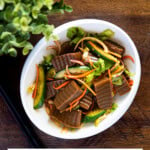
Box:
[0,0,72,57]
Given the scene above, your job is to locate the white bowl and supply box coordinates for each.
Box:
[20,19,141,139]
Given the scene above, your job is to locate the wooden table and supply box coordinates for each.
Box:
[0,0,150,149]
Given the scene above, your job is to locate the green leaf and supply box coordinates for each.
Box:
[0,32,16,42]
[64,5,73,13]
[124,69,135,77]
[112,76,123,85]
[42,54,54,70]
[67,27,85,39]
[71,36,81,45]
[22,42,33,55]
[52,0,72,14]
[8,47,17,57]
[104,59,114,70]
[0,25,4,34]
[4,0,16,3]
[4,6,14,22]
[43,25,54,41]
[36,0,44,9]
[32,6,40,19]
[20,16,31,31]
[1,43,12,54]
[44,0,54,10]
[0,0,5,10]
[110,103,118,112]
[98,29,114,41]
[31,23,44,34]
[85,72,95,83]
[37,14,48,24]
[15,31,30,42]
[6,23,17,33]
[93,58,105,76]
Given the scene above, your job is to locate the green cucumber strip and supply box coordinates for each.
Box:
[54,66,90,79]
[83,110,106,123]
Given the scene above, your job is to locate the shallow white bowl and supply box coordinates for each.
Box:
[20,19,141,139]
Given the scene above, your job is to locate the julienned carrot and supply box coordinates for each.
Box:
[108,69,112,79]
[110,61,120,71]
[64,69,96,79]
[122,55,135,63]
[65,101,79,112]
[46,78,54,81]
[76,79,96,96]
[78,47,84,52]
[69,101,79,112]
[112,65,124,74]
[32,64,39,98]
[128,79,134,86]
[53,81,70,90]
[108,51,122,58]
[70,88,87,106]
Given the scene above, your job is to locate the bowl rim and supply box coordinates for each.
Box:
[20,19,141,139]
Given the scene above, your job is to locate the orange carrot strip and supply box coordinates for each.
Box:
[68,101,79,112]
[78,47,84,52]
[108,51,122,58]
[112,66,124,74]
[76,79,96,96]
[70,88,87,106]
[128,79,134,86]
[32,64,39,98]
[123,55,135,63]
[110,61,120,72]
[46,78,54,81]
[108,69,112,79]
[64,76,96,96]
[64,69,95,79]
[53,81,70,90]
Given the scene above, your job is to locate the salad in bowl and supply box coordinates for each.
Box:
[20,19,141,139]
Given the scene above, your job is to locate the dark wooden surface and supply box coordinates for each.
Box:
[0,0,150,149]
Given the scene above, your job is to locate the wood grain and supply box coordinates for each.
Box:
[0,0,150,149]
